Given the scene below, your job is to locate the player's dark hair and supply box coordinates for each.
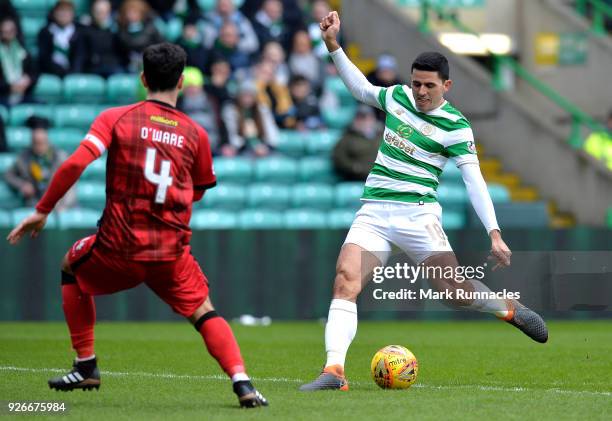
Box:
[411,52,450,81]
[142,43,187,92]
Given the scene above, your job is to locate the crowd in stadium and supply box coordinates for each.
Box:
[0,0,403,209]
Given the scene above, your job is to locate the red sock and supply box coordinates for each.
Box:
[198,314,245,377]
[62,283,96,358]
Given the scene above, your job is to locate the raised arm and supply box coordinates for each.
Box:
[320,11,382,109]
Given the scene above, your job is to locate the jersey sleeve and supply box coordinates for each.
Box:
[192,126,216,190]
[443,127,479,167]
[82,108,121,157]
[377,86,391,112]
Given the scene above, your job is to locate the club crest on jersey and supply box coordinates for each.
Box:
[397,123,414,138]
[420,123,436,137]
[150,115,179,127]
[394,108,405,116]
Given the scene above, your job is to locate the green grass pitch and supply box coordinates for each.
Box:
[1,321,611,420]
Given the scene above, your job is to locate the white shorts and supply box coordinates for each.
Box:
[344,201,453,265]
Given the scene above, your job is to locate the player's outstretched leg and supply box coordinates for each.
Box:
[49,270,100,391]
[423,253,548,343]
[301,244,381,391]
[191,300,268,408]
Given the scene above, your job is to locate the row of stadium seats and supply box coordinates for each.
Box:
[0,179,510,212]
[0,207,466,230]
[0,201,550,230]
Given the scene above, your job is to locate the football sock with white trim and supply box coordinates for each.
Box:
[465,279,509,318]
[325,299,358,368]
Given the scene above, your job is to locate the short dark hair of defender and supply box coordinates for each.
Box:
[411,52,450,81]
[142,43,187,92]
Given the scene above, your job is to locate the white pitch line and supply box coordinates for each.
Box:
[1,366,610,398]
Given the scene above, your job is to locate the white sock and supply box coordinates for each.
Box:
[75,354,96,362]
[325,299,358,368]
[231,372,250,382]
[466,280,509,318]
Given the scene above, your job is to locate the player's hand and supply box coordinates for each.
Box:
[320,11,341,48]
[6,211,48,245]
[488,230,511,271]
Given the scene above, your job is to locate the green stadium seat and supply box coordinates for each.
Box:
[335,182,365,209]
[63,74,106,103]
[0,209,12,228]
[12,207,57,228]
[238,209,284,229]
[247,183,291,209]
[54,105,99,128]
[440,164,462,183]
[197,0,216,11]
[291,183,334,209]
[321,107,356,129]
[107,74,139,104]
[191,210,238,229]
[0,183,22,209]
[9,104,53,126]
[607,207,612,228]
[154,17,183,42]
[14,0,52,18]
[324,77,356,106]
[198,183,246,210]
[442,210,466,229]
[213,157,253,183]
[437,183,468,203]
[305,130,342,155]
[81,157,106,181]
[34,74,63,103]
[76,181,106,210]
[0,105,8,122]
[327,208,356,229]
[0,153,16,175]
[276,130,306,157]
[48,128,85,152]
[6,127,32,151]
[487,183,511,203]
[253,157,298,182]
[298,156,337,182]
[284,209,328,229]
[57,208,101,229]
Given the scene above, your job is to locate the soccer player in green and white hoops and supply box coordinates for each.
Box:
[300,11,548,392]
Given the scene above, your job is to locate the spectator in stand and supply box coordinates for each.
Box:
[144,0,176,21]
[37,0,86,77]
[261,41,289,85]
[4,116,76,209]
[82,0,123,77]
[367,53,404,121]
[332,105,382,181]
[584,110,612,170]
[116,0,164,72]
[252,0,294,52]
[254,59,295,129]
[177,17,210,71]
[203,0,259,55]
[307,0,332,58]
[240,0,304,33]
[289,75,322,131]
[205,57,233,105]
[0,0,22,42]
[209,21,251,74]
[221,80,278,157]
[289,29,324,92]
[177,67,223,153]
[0,16,37,106]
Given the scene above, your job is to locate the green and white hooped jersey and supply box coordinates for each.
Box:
[363,85,478,204]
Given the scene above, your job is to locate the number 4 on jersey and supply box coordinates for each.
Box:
[144,148,173,204]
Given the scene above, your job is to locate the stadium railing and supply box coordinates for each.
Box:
[416,0,611,151]
[575,0,612,36]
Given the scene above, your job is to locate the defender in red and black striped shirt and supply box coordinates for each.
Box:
[7,43,268,408]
